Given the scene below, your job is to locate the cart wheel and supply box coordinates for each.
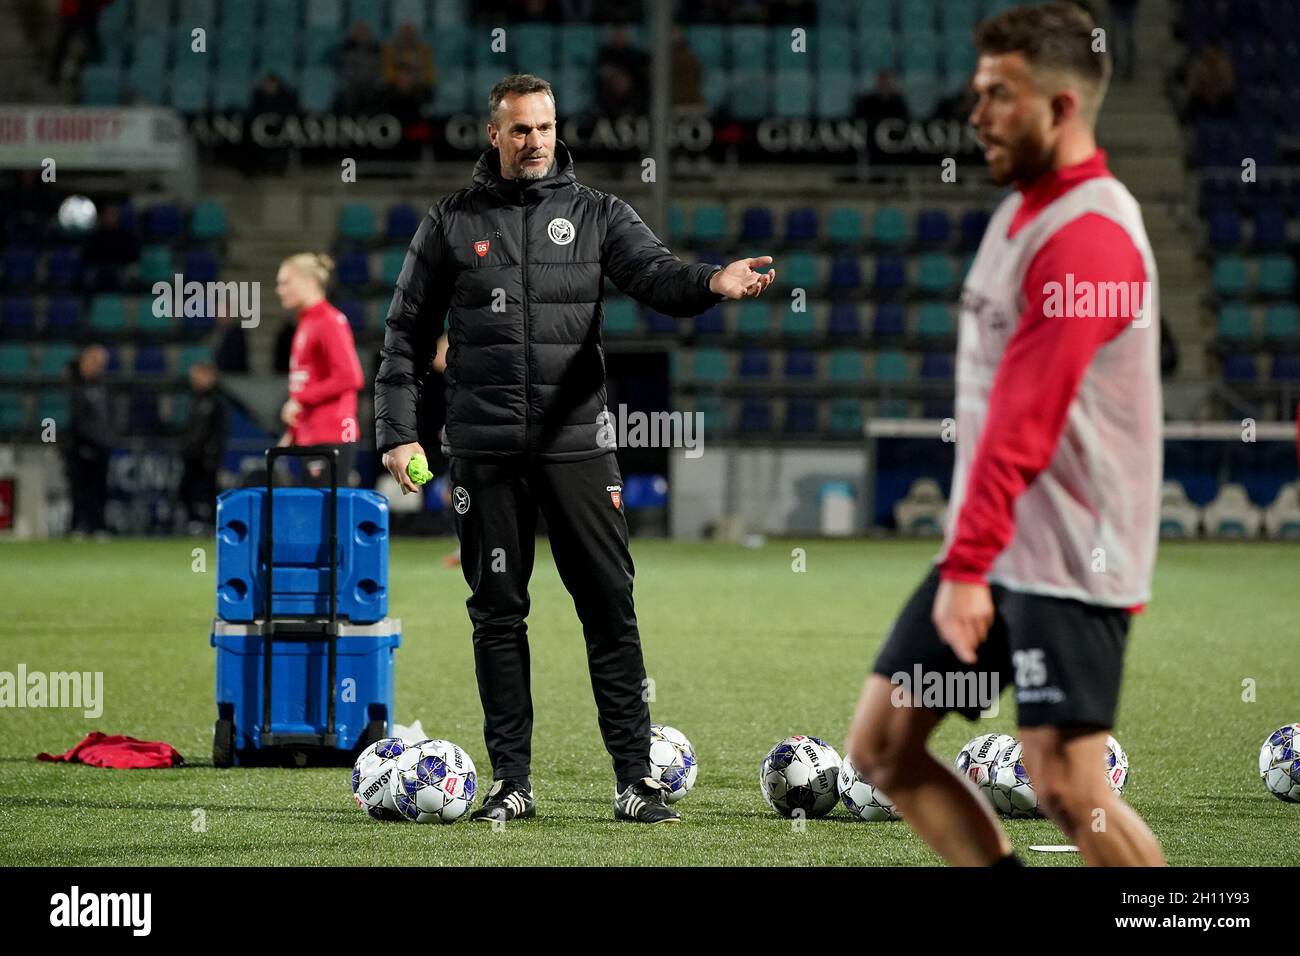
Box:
[213,718,235,767]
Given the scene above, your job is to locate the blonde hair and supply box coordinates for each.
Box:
[282,252,335,288]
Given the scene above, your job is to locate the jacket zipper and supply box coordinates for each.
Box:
[521,202,531,448]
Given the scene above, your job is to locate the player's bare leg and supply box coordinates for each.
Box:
[847,674,1012,866]
[1020,727,1165,866]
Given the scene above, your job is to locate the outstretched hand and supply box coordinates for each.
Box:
[709,256,776,300]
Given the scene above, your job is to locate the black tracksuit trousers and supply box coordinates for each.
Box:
[448,451,651,788]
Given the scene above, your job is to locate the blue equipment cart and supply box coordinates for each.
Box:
[211,446,398,767]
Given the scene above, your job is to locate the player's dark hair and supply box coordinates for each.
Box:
[488,74,555,125]
[975,1,1111,93]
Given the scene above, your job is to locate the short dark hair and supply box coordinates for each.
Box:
[975,1,1110,103]
[487,74,555,125]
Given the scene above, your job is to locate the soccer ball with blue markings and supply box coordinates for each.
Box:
[390,739,477,824]
[955,732,1018,802]
[1104,734,1129,795]
[351,736,407,821]
[837,755,900,821]
[1259,723,1300,803]
[760,735,842,818]
[988,740,1043,818]
[648,724,697,803]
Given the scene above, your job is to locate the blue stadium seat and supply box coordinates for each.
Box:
[46,297,81,332]
[784,349,817,379]
[784,207,819,243]
[916,209,951,245]
[128,390,161,432]
[644,310,677,335]
[337,297,367,333]
[44,247,82,289]
[693,305,724,336]
[1221,352,1258,382]
[134,345,168,376]
[385,204,421,241]
[184,249,219,283]
[336,248,370,287]
[959,208,990,248]
[784,399,819,435]
[873,255,907,292]
[920,351,954,378]
[738,347,771,379]
[739,398,773,433]
[2,247,38,287]
[873,302,905,337]
[741,206,774,242]
[1207,202,1241,248]
[1271,353,1300,381]
[1252,207,1288,248]
[828,256,862,289]
[1,296,36,333]
[143,204,183,241]
[827,303,861,339]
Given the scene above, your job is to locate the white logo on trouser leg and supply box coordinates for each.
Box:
[452,486,470,514]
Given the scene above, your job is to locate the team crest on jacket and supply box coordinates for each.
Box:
[474,239,490,257]
[547,217,575,245]
[607,484,622,509]
[452,486,471,514]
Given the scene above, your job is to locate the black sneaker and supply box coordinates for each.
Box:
[614,777,681,824]
[470,779,536,823]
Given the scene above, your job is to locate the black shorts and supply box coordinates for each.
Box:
[872,568,1131,729]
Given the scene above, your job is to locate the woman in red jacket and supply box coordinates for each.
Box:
[275,253,365,484]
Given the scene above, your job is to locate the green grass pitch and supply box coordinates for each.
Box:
[0,537,1296,866]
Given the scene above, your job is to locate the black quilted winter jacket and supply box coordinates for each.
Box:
[374,141,724,461]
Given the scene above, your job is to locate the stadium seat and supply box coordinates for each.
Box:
[170,71,210,113]
[390,0,428,30]
[916,209,951,246]
[337,297,367,333]
[1252,207,1288,248]
[774,70,813,118]
[827,303,861,339]
[1272,354,1300,381]
[1159,481,1202,538]
[336,249,370,287]
[1263,303,1299,341]
[1257,255,1295,296]
[738,347,771,379]
[300,67,337,112]
[916,303,954,339]
[828,397,863,436]
[1,296,36,333]
[1211,256,1249,297]
[37,392,70,428]
[822,255,857,290]
[0,343,32,377]
[306,0,344,28]
[385,204,420,242]
[827,349,864,382]
[736,301,771,338]
[45,298,81,333]
[784,207,819,243]
[873,302,905,337]
[738,398,774,433]
[693,305,724,336]
[603,298,638,336]
[920,351,954,378]
[182,304,215,332]
[691,348,729,384]
[346,0,384,34]
[433,72,472,114]
[1221,352,1257,382]
[900,31,939,78]
[644,310,676,335]
[1216,303,1255,342]
[741,207,774,243]
[858,31,896,75]
[43,246,80,290]
[179,344,213,375]
[135,298,175,333]
[190,201,228,241]
[1203,482,1263,537]
[915,253,953,294]
[138,245,176,285]
[214,70,253,110]
[88,295,128,332]
[684,26,725,69]
[876,397,913,418]
[894,477,947,536]
[380,248,406,286]
[872,207,908,247]
[80,64,123,105]
[690,205,728,244]
[40,342,79,377]
[873,350,910,381]
[558,23,599,69]
[304,25,339,66]
[782,251,821,290]
[959,208,990,248]
[728,25,769,70]
[730,69,770,120]
[2,247,38,287]
[784,399,820,434]
[827,207,864,246]
[134,345,168,376]
[143,204,183,241]
[512,23,554,73]
[338,204,376,242]
[0,390,25,432]
[1263,482,1300,538]
[780,308,816,338]
[815,68,856,118]
[1206,203,1242,249]
[873,255,907,292]
[184,249,219,283]
[784,349,817,379]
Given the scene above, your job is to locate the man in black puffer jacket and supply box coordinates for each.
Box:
[375,74,774,824]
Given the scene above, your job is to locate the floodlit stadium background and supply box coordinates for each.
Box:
[1,0,1298,541]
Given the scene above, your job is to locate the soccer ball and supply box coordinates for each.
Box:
[1259,723,1300,803]
[390,739,477,823]
[988,739,1042,818]
[837,755,900,821]
[351,736,407,821]
[648,723,697,803]
[57,195,97,233]
[1104,734,1129,795]
[955,732,1017,798]
[760,735,842,818]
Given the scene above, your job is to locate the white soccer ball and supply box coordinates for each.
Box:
[988,739,1042,818]
[1104,734,1130,795]
[649,723,697,803]
[351,736,407,821]
[389,738,477,824]
[837,755,900,821]
[58,194,97,233]
[955,732,1017,799]
[760,735,842,818]
[1259,723,1300,803]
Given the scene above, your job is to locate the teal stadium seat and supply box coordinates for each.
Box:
[169,72,210,113]
[300,67,337,112]
[1212,256,1249,297]
[1216,303,1254,341]
[1258,255,1295,296]
[0,390,25,432]
[855,0,893,30]
[177,0,217,25]
[694,394,727,436]
[782,251,821,290]
[872,207,908,247]
[136,298,176,333]
[433,72,471,114]
[916,303,954,338]
[916,254,953,294]
[685,26,726,69]
[859,32,897,75]
[190,201,228,241]
[390,0,428,30]
[773,28,807,70]
[559,24,599,69]
[88,295,128,332]
[730,70,770,121]
[691,348,729,383]
[259,34,299,77]
[305,26,340,66]
[219,0,258,29]
[179,344,213,375]
[781,309,816,338]
[816,27,854,69]
[339,204,376,242]
[262,0,300,32]
[774,70,813,118]
[900,0,937,35]
[128,32,168,103]
[668,205,686,243]
[133,0,174,27]
[41,343,79,377]
[828,349,864,382]
[736,302,772,338]
[555,67,592,115]
[80,64,122,105]
[380,248,406,286]
[602,298,638,336]
[901,73,939,117]
[873,350,911,381]
[138,246,176,286]
[214,70,253,110]
[38,393,71,428]
[512,24,554,74]
[829,398,864,435]
[729,26,769,71]
[1263,304,1299,340]
[0,344,32,378]
[432,24,471,69]
[306,0,344,28]
[690,205,727,244]
[815,68,855,118]
[828,207,864,245]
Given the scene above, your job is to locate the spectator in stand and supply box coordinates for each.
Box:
[246,73,301,175]
[177,362,227,533]
[378,62,432,159]
[1185,45,1235,120]
[48,0,104,86]
[339,21,383,113]
[670,27,703,110]
[66,344,115,537]
[382,22,436,101]
[515,0,556,20]
[211,307,249,374]
[275,253,365,486]
[4,170,58,242]
[597,27,649,116]
[855,70,911,128]
[82,203,139,291]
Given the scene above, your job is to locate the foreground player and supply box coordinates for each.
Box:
[846,3,1165,866]
[375,74,774,823]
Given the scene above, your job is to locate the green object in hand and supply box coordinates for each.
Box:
[407,454,433,486]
